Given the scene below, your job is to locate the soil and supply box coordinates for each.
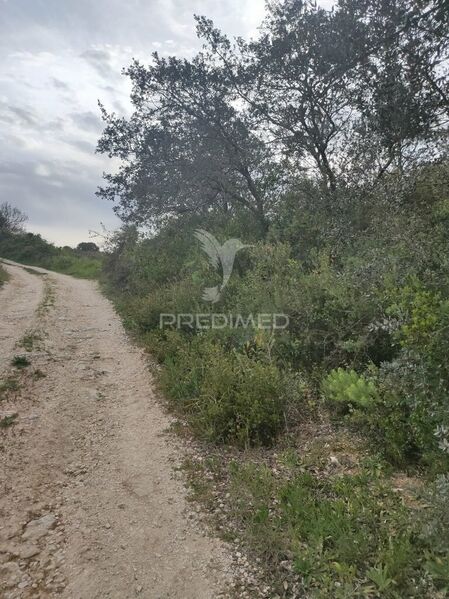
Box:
[0,260,232,599]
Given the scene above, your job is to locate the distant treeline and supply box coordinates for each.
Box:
[0,229,102,279]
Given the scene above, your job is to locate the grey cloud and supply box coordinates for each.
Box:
[70,110,103,132]
[43,117,66,132]
[0,104,38,127]
[67,139,96,154]
[0,0,270,245]
[80,48,117,80]
[0,158,78,183]
[0,101,66,133]
[0,157,118,243]
[51,77,69,90]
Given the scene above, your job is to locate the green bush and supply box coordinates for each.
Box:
[141,326,305,447]
[421,474,449,554]
[375,353,449,467]
[322,368,379,412]
[159,333,213,409]
[197,351,288,447]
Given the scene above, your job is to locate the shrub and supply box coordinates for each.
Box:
[11,355,31,369]
[376,353,449,468]
[421,474,449,554]
[322,368,379,413]
[149,329,303,447]
[197,351,288,447]
[159,333,214,409]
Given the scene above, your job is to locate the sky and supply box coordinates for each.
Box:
[0,0,332,247]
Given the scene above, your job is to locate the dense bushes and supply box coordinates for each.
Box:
[138,329,304,447]
[101,164,449,470]
[94,1,449,591]
[320,281,449,467]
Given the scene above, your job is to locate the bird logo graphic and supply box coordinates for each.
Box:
[194,229,252,303]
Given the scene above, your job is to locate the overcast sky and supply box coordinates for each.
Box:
[0,0,332,247]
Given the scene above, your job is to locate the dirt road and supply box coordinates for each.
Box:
[0,261,231,599]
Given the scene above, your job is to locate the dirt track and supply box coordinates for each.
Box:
[0,261,231,599]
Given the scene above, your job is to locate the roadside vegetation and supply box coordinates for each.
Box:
[0,229,102,278]
[96,0,449,595]
[0,263,10,287]
[1,0,446,595]
[0,202,102,278]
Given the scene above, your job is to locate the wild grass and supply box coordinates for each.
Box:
[47,254,102,278]
[0,263,10,286]
[11,355,31,369]
[183,443,449,598]
[0,375,20,400]
[37,280,56,315]
[19,330,43,352]
[0,413,18,428]
[0,231,102,279]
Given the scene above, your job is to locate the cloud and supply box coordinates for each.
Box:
[70,110,103,132]
[0,103,38,127]
[80,48,117,80]
[34,163,52,177]
[51,77,69,90]
[0,0,275,245]
[0,156,119,245]
[67,139,96,154]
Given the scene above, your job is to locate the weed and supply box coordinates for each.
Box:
[366,564,394,592]
[32,369,47,380]
[19,330,42,352]
[11,355,31,368]
[181,440,446,598]
[0,376,20,399]
[37,281,56,315]
[0,413,18,428]
[0,263,10,287]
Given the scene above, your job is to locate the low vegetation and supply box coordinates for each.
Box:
[2,0,448,594]
[0,222,102,278]
[0,263,10,286]
[0,375,20,400]
[180,432,449,597]
[19,330,43,352]
[11,355,31,369]
[96,0,449,593]
[0,413,18,428]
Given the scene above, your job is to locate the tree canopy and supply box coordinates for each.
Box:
[97,0,449,231]
[0,202,27,234]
